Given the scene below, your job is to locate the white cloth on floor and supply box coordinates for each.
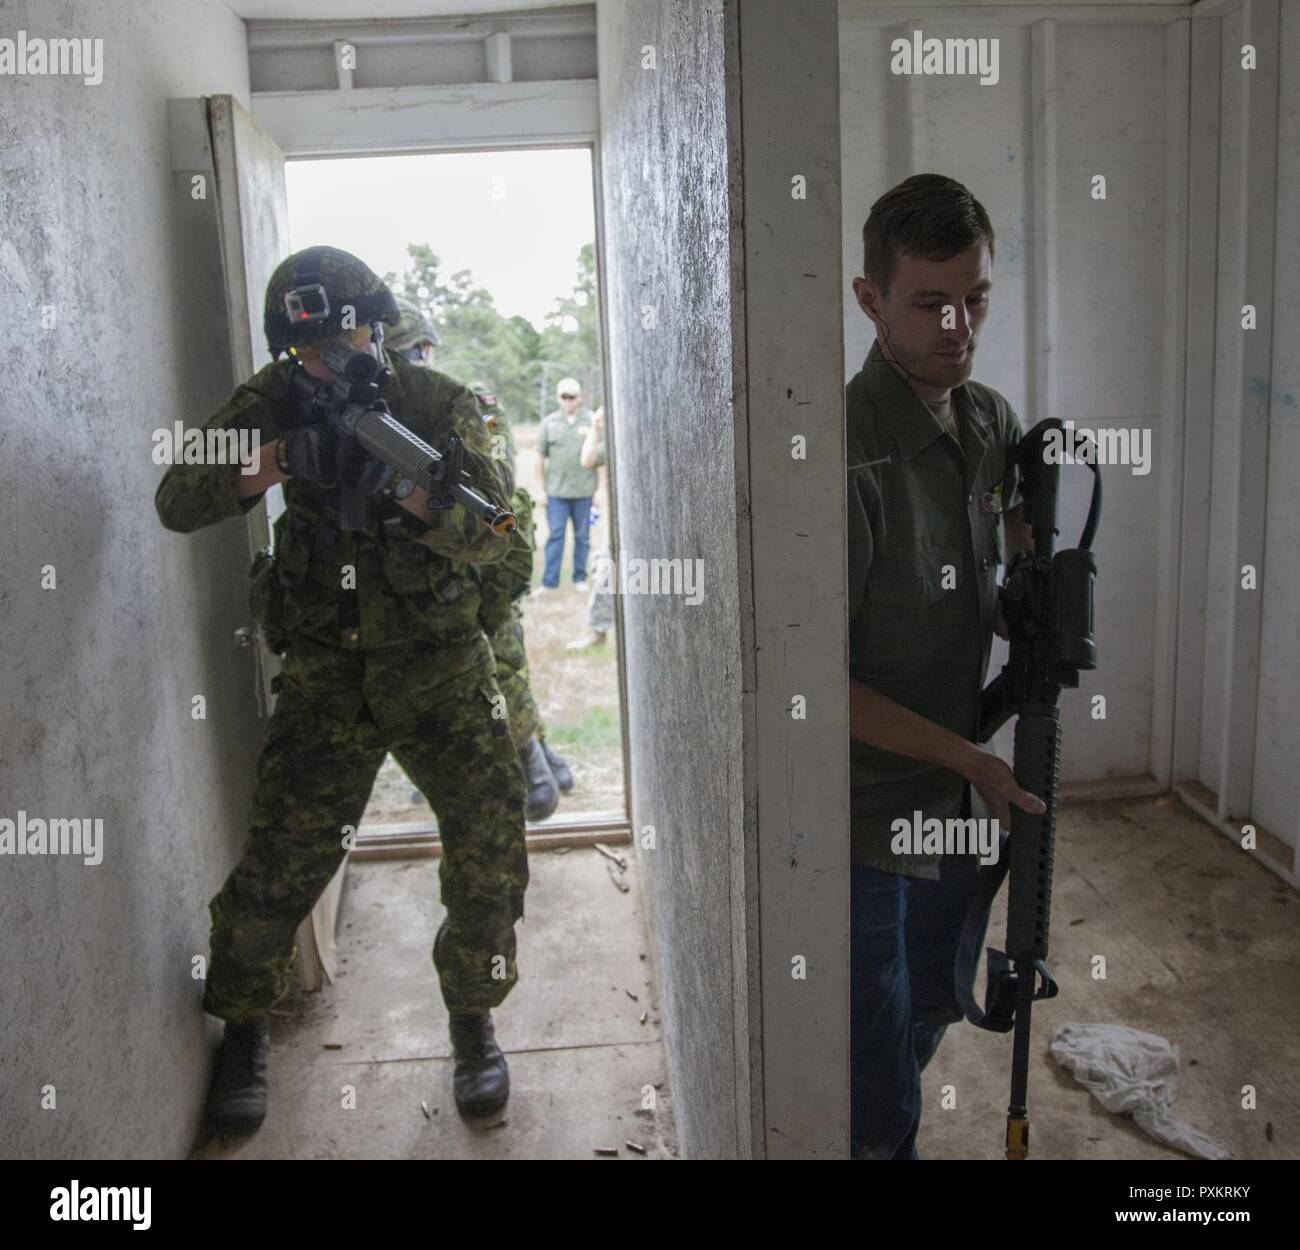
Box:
[1049,1023,1231,1160]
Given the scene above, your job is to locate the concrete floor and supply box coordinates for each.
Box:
[193,844,676,1160]
[919,794,1300,1160]
[192,794,1297,1160]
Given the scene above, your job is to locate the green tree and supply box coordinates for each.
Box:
[386,242,602,423]
[385,245,538,422]
[540,242,603,409]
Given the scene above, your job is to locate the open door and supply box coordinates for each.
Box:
[203,93,348,991]
[207,95,286,716]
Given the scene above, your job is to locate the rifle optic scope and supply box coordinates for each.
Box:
[322,341,384,386]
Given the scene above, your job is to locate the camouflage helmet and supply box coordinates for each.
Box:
[263,246,399,357]
[386,296,441,354]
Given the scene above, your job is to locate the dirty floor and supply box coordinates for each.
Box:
[192,794,1296,1160]
[193,844,674,1160]
[919,794,1299,1160]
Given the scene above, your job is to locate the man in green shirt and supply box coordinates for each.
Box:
[537,378,598,589]
[845,175,1046,1159]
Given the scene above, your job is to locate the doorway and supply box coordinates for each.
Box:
[192,87,667,1160]
[282,147,630,851]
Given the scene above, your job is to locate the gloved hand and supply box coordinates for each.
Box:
[279,423,338,487]
[336,436,396,497]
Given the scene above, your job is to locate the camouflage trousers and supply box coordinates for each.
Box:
[487,606,542,750]
[204,634,528,1022]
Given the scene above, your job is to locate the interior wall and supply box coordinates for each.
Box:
[738,0,850,1158]
[0,0,256,1156]
[1252,0,1299,853]
[838,2,1180,784]
[1178,0,1297,858]
[595,0,753,1158]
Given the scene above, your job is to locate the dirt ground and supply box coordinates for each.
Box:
[362,419,625,826]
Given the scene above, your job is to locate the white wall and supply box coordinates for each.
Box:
[596,0,754,1159]
[597,0,853,1160]
[839,1,1184,785]
[738,0,850,1158]
[0,0,255,1156]
[1252,0,1300,854]
[1172,0,1298,864]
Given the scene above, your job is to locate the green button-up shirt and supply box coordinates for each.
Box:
[847,342,1022,878]
[538,409,599,499]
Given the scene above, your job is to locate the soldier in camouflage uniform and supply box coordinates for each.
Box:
[155,247,527,1133]
[386,295,440,367]
[470,381,512,453]
[473,477,560,818]
[475,428,575,813]
[384,302,575,816]
[470,382,575,802]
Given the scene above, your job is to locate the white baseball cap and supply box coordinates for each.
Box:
[557,377,581,398]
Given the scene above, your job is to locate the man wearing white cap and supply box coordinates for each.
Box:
[537,377,599,590]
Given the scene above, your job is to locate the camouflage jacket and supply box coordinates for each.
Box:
[477,486,536,633]
[155,352,518,653]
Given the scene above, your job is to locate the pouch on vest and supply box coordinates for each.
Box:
[379,525,437,595]
[477,579,516,633]
[274,513,314,587]
[430,565,486,643]
[248,548,289,655]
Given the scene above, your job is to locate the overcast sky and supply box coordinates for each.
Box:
[286,147,597,329]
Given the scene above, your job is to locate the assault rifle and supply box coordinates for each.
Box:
[287,336,516,536]
[977,417,1101,1160]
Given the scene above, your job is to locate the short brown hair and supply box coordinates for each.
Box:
[862,174,995,296]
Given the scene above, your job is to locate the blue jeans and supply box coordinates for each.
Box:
[543,495,593,588]
[850,850,986,1159]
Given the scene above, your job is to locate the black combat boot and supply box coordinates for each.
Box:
[207,1017,270,1134]
[519,735,559,820]
[539,738,574,793]
[449,1011,510,1117]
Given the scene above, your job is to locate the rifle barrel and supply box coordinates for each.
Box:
[1003,706,1062,1160]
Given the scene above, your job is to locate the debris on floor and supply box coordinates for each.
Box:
[1050,1023,1231,1160]
[593,842,628,870]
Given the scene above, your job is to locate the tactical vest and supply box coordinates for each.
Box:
[268,478,484,650]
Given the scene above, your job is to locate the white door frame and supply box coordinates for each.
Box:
[252,85,632,842]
